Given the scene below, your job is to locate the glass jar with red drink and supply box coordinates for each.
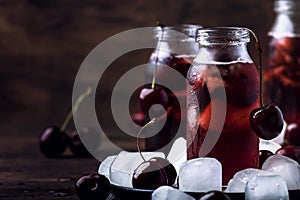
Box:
[141,24,201,152]
[264,0,300,125]
[186,27,260,184]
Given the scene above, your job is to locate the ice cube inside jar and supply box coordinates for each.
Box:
[178,157,222,192]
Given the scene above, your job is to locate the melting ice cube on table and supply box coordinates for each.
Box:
[98,155,117,180]
[178,157,222,192]
[152,186,195,200]
[226,168,273,193]
[109,151,165,187]
[245,174,289,200]
[262,154,300,190]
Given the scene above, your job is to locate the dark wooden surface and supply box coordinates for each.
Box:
[0,136,99,199]
[0,0,276,199]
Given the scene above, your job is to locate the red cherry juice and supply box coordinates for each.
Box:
[264,36,300,124]
[187,62,260,184]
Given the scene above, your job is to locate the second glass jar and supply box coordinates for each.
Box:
[186,27,260,184]
[144,24,201,152]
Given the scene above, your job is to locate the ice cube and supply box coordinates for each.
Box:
[110,151,165,187]
[245,174,289,200]
[178,157,222,192]
[262,154,300,190]
[226,168,273,193]
[152,186,195,200]
[98,155,117,180]
[167,137,187,174]
[259,139,282,154]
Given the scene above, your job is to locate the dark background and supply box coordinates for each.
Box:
[0,0,275,199]
[0,0,274,139]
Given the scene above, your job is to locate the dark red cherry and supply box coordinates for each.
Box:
[68,131,90,157]
[68,127,100,157]
[259,150,274,169]
[285,123,300,146]
[139,84,169,116]
[149,157,177,186]
[276,145,300,164]
[132,160,168,190]
[76,173,110,200]
[198,191,230,200]
[250,105,284,140]
[39,125,68,158]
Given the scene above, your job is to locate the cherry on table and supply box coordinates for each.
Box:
[250,105,284,140]
[259,150,274,169]
[276,145,300,164]
[285,123,300,146]
[68,130,90,157]
[39,125,68,158]
[68,127,100,157]
[198,191,230,200]
[75,173,110,200]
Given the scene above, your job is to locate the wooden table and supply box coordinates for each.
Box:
[0,137,99,200]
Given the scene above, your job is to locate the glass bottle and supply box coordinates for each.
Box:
[186,27,260,184]
[143,24,201,152]
[264,0,300,125]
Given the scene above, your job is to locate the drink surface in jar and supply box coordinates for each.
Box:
[187,61,260,184]
[264,36,300,124]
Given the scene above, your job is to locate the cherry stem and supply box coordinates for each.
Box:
[136,118,157,162]
[60,87,92,132]
[151,22,166,89]
[242,27,264,108]
[136,107,171,162]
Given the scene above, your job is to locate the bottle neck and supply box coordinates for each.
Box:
[270,13,300,37]
[195,27,253,64]
[154,39,199,57]
[195,43,253,64]
[270,0,300,37]
[153,25,201,57]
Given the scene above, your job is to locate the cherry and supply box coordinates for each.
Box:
[39,87,92,158]
[68,127,100,157]
[198,191,230,200]
[247,30,284,140]
[259,150,274,169]
[276,145,300,164]
[68,131,90,157]
[75,173,110,200]
[132,160,168,190]
[132,113,177,190]
[39,125,68,158]
[139,84,169,117]
[250,105,284,140]
[149,157,177,186]
[285,123,300,146]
